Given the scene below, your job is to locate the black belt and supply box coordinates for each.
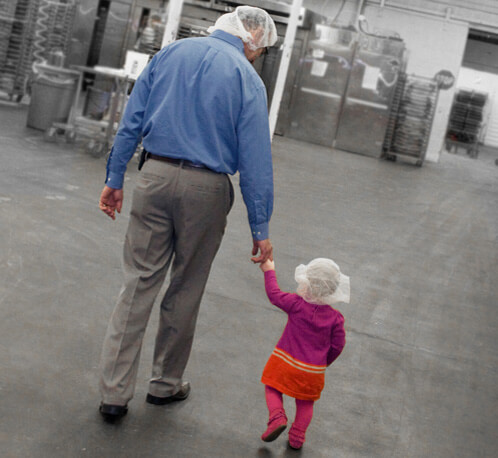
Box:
[145,151,209,170]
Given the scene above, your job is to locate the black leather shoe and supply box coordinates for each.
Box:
[146,381,191,405]
[99,403,128,422]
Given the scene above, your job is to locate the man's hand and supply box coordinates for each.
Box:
[251,238,273,264]
[99,185,123,220]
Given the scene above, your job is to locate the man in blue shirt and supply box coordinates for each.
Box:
[98,6,277,422]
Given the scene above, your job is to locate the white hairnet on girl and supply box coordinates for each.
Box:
[295,258,350,305]
[207,6,278,50]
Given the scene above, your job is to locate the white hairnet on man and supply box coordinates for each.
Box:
[208,6,278,50]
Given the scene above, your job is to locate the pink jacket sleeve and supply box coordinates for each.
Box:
[264,270,300,314]
[327,314,346,366]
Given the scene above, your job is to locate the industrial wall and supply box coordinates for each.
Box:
[303,0,498,161]
[362,6,468,162]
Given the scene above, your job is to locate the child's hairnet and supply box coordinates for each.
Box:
[207,6,278,50]
[295,258,350,306]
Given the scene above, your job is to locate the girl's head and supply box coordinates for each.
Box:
[295,258,350,306]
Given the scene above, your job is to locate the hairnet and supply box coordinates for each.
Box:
[295,258,350,306]
[207,6,278,50]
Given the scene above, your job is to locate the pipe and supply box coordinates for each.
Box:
[367,0,498,28]
[356,0,366,21]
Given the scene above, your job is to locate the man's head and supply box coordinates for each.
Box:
[207,5,277,61]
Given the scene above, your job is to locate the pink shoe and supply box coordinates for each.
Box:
[288,425,306,450]
[261,412,288,442]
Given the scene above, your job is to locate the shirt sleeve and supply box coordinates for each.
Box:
[327,315,346,366]
[105,57,156,189]
[237,85,274,241]
[264,270,300,314]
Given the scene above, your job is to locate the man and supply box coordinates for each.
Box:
[98,6,277,422]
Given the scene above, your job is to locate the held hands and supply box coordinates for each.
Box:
[251,238,273,264]
[259,258,275,272]
[99,185,123,220]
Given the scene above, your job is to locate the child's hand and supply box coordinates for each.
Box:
[260,258,275,272]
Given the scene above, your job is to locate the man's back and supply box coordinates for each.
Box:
[140,30,269,173]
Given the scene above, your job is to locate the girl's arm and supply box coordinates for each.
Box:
[327,315,346,366]
[260,260,299,313]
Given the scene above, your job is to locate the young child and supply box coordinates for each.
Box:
[259,257,350,450]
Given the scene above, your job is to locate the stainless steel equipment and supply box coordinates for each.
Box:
[287,24,357,146]
[66,0,99,68]
[98,1,132,69]
[286,22,406,157]
[334,33,405,157]
[47,66,133,157]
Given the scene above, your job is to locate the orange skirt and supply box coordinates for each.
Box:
[261,348,325,401]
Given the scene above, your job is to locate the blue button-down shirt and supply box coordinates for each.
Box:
[105,30,273,240]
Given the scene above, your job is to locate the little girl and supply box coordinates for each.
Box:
[259,257,350,450]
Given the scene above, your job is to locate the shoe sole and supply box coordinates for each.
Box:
[262,424,287,442]
[99,404,128,423]
[146,389,190,405]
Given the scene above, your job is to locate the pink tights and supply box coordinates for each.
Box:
[265,385,314,434]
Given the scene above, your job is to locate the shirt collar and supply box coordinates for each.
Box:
[209,30,245,54]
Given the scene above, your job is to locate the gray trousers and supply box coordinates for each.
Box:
[99,159,233,405]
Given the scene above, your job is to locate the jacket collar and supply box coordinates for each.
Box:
[210,30,245,54]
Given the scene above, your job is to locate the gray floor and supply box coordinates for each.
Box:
[0,102,497,458]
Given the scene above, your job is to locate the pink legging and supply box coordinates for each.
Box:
[265,385,314,432]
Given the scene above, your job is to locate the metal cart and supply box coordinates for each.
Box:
[445,89,488,158]
[46,65,133,157]
[383,74,438,166]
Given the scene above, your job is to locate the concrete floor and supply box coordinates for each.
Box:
[0,102,497,458]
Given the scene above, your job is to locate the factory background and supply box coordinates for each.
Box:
[1,0,498,162]
[0,1,497,457]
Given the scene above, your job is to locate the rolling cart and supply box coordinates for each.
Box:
[445,89,488,158]
[383,74,438,166]
[46,65,133,157]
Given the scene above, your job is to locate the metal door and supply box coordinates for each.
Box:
[286,26,357,146]
[334,34,404,157]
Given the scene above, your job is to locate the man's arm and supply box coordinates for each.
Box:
[104,59,155,190]
[237,85,274,262]
[99,54,157,219]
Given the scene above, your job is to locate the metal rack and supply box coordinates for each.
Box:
[0,0,39,101]
[384,74,438,166]
[32,0,76,66]
[445,89,488,158]
[383,72,406,154]
[0,0,75,102]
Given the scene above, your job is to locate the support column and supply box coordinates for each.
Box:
[268,0,303,140]
[161,0,185,48]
